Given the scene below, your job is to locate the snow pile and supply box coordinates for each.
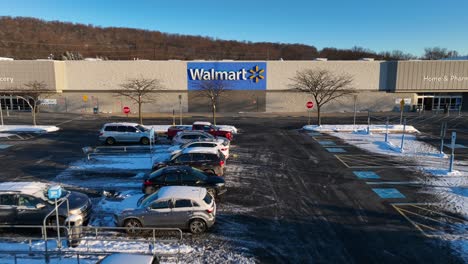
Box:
[333,132,442,158]
[71,151,171,171]
[0,125,60,133]
[0,133,14,138]
[303,124,419,134]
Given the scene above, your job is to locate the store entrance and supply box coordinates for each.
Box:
[416,93,462,111]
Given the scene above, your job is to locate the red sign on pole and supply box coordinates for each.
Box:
[306,101,314,109]
[123,106,130,114]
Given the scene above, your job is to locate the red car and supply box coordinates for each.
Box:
[167,122,233,141]
[192,122,233,141]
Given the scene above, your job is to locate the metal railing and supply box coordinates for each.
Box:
[0,225,184,263]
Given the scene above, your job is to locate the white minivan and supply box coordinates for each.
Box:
[98,123,157,145]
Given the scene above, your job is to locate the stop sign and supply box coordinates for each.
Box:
[306,101,314,109]
[123,106,130,114]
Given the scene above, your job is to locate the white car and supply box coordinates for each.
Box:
[167,139,230,159]
[98,122,157,145]
[172,131,215,145]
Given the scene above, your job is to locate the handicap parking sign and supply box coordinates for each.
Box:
[48,185,62,199]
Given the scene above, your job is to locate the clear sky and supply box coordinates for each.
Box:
[2,0,468,56]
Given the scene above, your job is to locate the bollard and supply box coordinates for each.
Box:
[440,122,447,155]
[400,118,406,153]
[449,131,456,172]
[385,117,389,143]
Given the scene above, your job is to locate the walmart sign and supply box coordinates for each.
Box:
[187,62,267,90]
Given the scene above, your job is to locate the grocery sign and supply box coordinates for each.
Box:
[187,62,267,90]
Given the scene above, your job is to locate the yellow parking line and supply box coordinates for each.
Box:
[410,204,467,222]
[392,205,428,236]
[334,154,350,168]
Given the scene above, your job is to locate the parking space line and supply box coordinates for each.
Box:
[317,140,336,146]
[334,155,350,168]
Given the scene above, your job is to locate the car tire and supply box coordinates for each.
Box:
[140,137,150,145]
[144,186,157,195]
[124,218,143,235]
[189,219,207,234]
[106,137,116,145]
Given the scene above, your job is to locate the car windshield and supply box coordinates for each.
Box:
[148,167,165,180]
[138,192,159,207]
[191,168,208,180]
[136,125,148,132]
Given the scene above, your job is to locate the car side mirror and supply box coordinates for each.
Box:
[36,203,46,209]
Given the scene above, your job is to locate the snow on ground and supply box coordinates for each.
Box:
[304,124,419,133]
[0,125,60,133]
[314,125,468,260]
[0,133,14,138]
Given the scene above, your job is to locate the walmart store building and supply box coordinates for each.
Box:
[0,60,468,114]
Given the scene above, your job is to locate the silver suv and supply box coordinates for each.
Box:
[99,123,157,145]
[115,186,216,234]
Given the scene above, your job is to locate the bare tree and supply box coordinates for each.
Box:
[423,47,459,60]
[10,81,55,126]
[116,77,164,124]
[290,69,355,125]
[192,80,229,125]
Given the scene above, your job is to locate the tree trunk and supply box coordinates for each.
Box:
[32,105,37,126]
[317,106,321,126]
[212,103,216,125]
[138,101,143,125]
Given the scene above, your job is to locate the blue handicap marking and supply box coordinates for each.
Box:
[325,148,346,153]
[372,188,405,199]
[0,145,12,149]
[353,171,380,179]
[308,132,322,136]
[318,140,336,146]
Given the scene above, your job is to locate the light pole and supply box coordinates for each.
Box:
[178,94,182,125]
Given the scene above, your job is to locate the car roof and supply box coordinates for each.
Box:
[193,121,211,126]
[181,147,218,155]
[100,253,155,264]
[0,182,49,199]
[177,131,210,136]
[157,186,206,200]
[162,165,192,172]
[103,122,139,126]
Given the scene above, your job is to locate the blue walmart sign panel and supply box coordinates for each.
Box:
[187,62,267,90]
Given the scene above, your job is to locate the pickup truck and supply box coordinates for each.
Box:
[167,122,233,141]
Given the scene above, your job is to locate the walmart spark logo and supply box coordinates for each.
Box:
[248,65,265,83]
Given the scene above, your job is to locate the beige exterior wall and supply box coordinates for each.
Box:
[266,91,415,112]
[0,60,57,91]
[63,61,187,91]
[267,61,382,91]
[396,61,468,92]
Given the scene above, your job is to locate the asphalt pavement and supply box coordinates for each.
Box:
[0,112,466,263]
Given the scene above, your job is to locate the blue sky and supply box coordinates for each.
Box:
[2,0,468,56]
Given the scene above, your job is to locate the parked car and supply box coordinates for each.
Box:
[99,122,157,145]
[0,182,92,227]
[97,253,159,264]
[192,121,233,141]
[167,122,233,141]
[167,138,230,158]
[172,131,216,145]
[152,148,226,176]
[115,186,216,234]
[142,166,226,197]
[167,125,192,140]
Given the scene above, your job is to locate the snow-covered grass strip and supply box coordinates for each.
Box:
[0,125,60,133]
[303,124,419,134]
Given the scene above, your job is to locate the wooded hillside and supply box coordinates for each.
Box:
[0,16,409,60]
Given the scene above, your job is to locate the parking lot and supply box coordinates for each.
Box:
[0,111,466,263]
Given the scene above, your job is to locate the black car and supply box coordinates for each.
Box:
[152,148,226,176]
[143,166,226,197]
